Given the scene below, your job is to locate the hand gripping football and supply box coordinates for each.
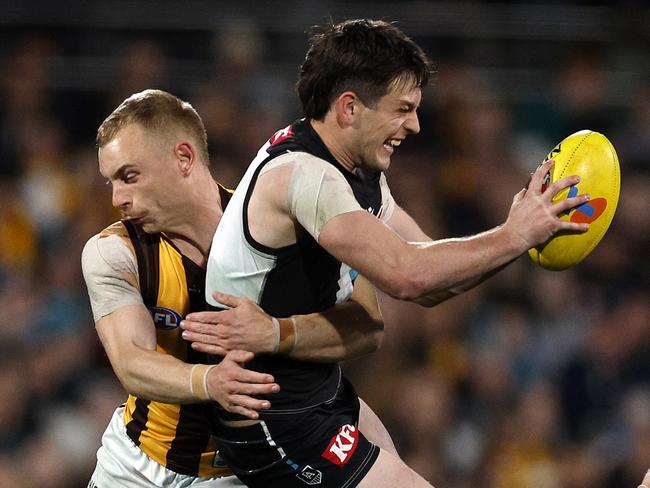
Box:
[528,130,621,271]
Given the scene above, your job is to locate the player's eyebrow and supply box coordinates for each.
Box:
[397,99,418,111]
[104,164,136,182]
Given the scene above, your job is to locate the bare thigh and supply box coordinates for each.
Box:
[358,398,398,457]
[356,448,433,488]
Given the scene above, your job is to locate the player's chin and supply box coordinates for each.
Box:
[374,151,392,171]
[140,221,159,233]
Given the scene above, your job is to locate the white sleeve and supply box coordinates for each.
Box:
[378,172,396,223]
[287,154,363,240]
[81,233,143,322]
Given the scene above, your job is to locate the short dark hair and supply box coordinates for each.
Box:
[296,19,433,120]
[97,89,209,165]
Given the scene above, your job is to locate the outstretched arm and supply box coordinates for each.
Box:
[181,274,384,362]
[318,160,590,306]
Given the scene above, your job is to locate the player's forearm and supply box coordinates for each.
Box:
[287,301,383,362]
[340,223,522,303]
[407,229,519,306]
[320,212,525,306]
[109,348,201,403]
[97,308,206,404]
[396,225,523,304]
[184,280,384,362]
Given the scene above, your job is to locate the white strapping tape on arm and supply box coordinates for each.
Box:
[287,155,363,240]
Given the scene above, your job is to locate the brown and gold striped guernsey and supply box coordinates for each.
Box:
[120,184,233,477]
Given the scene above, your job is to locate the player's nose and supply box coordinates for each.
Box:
[111,183,131,209]
[404,111,420,135]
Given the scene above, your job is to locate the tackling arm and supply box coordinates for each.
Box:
[96,304,278,411]
[181,274,384,362]
[82,230,278,419]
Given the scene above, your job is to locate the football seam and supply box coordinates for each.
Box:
[572,133,618,263]
[558,131,591,179]
[580,137,620,260]
[555,132,593,266]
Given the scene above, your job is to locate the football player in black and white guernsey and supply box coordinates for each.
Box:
[204,19,589,488]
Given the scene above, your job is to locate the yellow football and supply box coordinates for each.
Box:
[528,130,620,271]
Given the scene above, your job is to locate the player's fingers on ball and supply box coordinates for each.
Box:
[541,158,555,172]
[547,174,580,198]
[551,193,590,215]
[558,220,589,233]
[512,188,527,203]
[529,160,554,193]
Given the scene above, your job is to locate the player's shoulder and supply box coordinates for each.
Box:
[284,152,349,184]
[270,150,329,167]
[84,221,131,254]
[82,221,136,272]
[293,151,331,166]
[98,221,130,240]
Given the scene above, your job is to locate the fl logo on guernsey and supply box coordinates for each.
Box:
[150,307,182,330]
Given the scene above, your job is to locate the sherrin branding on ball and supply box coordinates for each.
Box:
[528,130,620,271]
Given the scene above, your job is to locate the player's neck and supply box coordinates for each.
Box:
[166,178,222,267]
[310,118,357,174]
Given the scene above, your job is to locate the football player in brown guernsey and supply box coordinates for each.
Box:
[82,89,394,487]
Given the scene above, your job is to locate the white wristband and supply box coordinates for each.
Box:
[270,316,297,355]
[189,363,217,401]
[271,317,281,354]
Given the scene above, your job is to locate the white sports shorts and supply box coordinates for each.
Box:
[88,405,245,488]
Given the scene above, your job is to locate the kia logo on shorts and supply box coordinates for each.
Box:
[321,424,359,466]
[150,307,182,330]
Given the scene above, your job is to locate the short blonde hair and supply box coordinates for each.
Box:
[97,89,209,165]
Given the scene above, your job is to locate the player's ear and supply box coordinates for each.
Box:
[175,142,195,176]
[334,91,360,127]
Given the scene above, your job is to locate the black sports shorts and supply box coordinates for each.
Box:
[211,376,380,487]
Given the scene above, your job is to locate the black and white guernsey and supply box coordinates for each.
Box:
[205,118,394,415]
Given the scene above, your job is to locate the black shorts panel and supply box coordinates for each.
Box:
[211,377,379,488]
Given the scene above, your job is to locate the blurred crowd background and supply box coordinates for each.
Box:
[0,1,648,486]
